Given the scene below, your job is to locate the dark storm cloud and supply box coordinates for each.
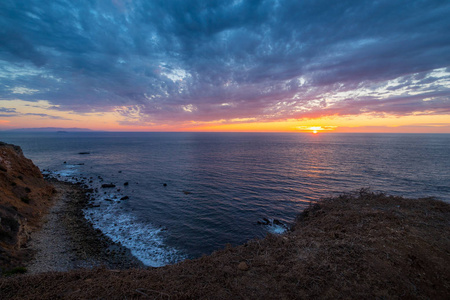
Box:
[0,106,68,119]
[0,107,70,120]
[0,107,17,113]
[0,0,449,123]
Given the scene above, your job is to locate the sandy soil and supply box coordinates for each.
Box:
[26,179,143,274]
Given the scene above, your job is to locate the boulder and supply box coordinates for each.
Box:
[238,261,249,271]
[101,183,116,188]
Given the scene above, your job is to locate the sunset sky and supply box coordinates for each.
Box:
[0,0,449,132]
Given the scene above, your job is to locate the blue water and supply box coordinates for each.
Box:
[1,132,449,266]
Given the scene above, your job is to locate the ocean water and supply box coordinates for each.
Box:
[1,132,449,266]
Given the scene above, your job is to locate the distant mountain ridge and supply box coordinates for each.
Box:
[5,127,93,132]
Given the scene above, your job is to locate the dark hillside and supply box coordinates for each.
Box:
[2,189,449,299]
[0,142,55,272]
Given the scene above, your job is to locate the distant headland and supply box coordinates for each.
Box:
[3,127,94,132]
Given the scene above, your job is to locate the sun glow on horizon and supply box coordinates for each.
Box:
[1,101,450,133]
[297,125,336,133]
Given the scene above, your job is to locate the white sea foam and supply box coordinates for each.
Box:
[84,198,185,267]
[266,224,288,234]
[50,168,184,267]
[53,164,79,177]
[261,218,288,234]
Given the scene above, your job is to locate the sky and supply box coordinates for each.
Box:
[0,0,449,133]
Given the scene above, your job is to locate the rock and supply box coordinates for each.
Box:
[120,196,129,200]
[238,261,249,271]
[182,190,191,195]
[101,183,116,188]
[78,152,90,155]
[257,218,271,225]
[273,219,282,225]
[163,183,167,187]
[124,182,129,186]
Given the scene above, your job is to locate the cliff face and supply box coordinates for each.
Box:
[1,190,449,299]
[0,142,55,271]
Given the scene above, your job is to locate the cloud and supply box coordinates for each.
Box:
[0,107,17,113]
[0,0,449,125]
[0,106,70,119]
[337,124,450,133]
[23,113,71,120]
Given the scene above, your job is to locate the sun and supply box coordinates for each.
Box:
[296,125,337,133]
[308,126,323,134]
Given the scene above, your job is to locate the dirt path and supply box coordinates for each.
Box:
[26,180,143,274]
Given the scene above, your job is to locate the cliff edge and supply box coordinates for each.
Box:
[0,142,55,272]
[0,142,449,299]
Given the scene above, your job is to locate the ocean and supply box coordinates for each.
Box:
[1,132,449,266]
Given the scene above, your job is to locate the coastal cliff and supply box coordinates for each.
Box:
[0,142,449,299]
[0,142,55,272]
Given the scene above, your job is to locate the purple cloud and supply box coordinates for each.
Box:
[0,0,449,124]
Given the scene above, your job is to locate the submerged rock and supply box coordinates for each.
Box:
[101,184,116,188]
[273,219,282,226]
[257,218,271,225]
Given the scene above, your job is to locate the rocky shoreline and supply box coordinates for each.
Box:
[1,141,143,275]
[2,190,449,299]
[2,142,450,298]
[26,178,144,273]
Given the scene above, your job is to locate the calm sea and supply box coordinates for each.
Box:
[1,132,449,266]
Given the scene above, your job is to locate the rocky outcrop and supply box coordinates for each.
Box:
[1,191,449,299]
[0,142,55,272]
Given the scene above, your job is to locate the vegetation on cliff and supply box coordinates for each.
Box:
[0,142,449,298]
[0,142,55,273]
[1,189,449,299]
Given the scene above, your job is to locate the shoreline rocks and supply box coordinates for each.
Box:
[101,183,116,188]
[1,141,142,275]
[1,191,449,299]
[26,179,143,274]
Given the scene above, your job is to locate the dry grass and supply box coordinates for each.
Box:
[0,143,55,272]
[1,189,449,299]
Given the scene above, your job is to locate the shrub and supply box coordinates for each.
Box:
[20,197,31,204]
[3,267,27,277]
